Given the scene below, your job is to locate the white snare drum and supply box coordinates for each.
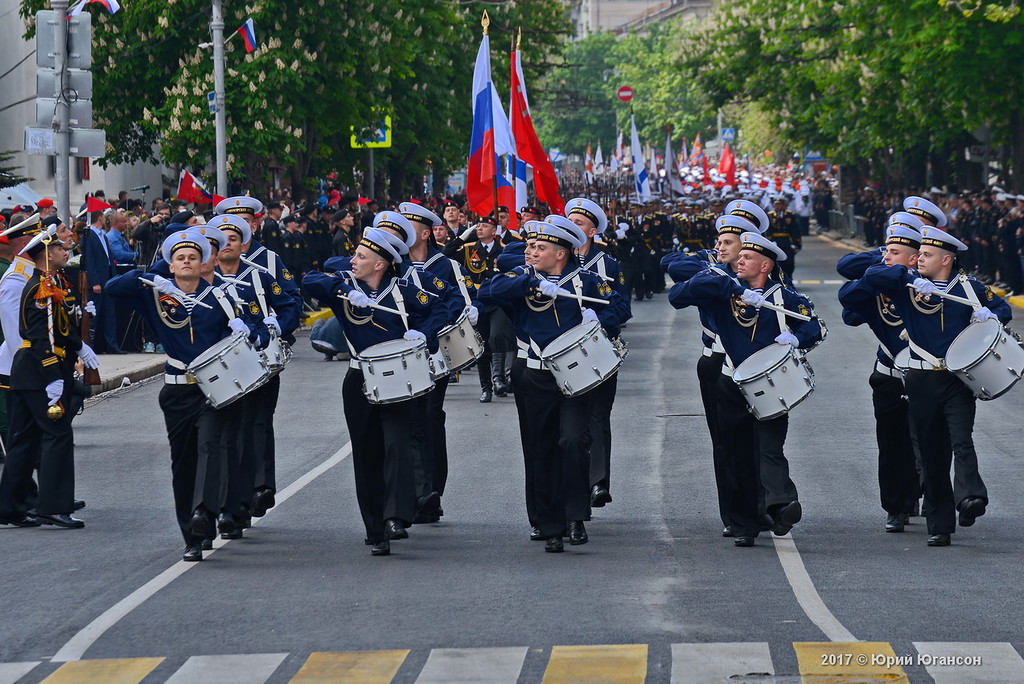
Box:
[187,332,271,408]
[732,344,815,421]
[262,334,292,375]
[945,319,1024,400]
[540,321,622,397]
[437,310,484,372]
[358,338,435,404]
[429,349,450,380]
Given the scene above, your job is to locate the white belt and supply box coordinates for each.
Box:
[873,359,903,379]
[164,373,196,385]
[525,357,544,370]
[701,346,715,358]
[903,358,945,371]
[349,358,362,370]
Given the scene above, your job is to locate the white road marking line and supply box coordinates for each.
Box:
[164,653,288,684]
[772,534,858,642]
[670,643,773,683]
[415,646,528,684]
[914,642,1024,683]
[50,443,353,663]
[0,662,40,684]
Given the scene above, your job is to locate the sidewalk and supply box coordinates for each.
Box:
[89,353,165,396]
[813,231,1024,309]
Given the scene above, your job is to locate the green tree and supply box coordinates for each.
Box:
[0,151,31,189]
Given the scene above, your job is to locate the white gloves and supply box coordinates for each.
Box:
[78,343,99,370]
[345,289,372,308]
[581,307,599,324]
[912,277,938,296]
[971,307,998,323]
[615,228,627,240]
[740,289,766,307]
[85,300,97,316]
[460,226,477,241]
[775,331,799,347]
[264,315,281,335]
[537,279,561,298]
[150,275,179,295]
[46,379,63,406]
[228,318,249,336]
[403,329,427,343]
[672,237,680,246]
[465,305,479,325]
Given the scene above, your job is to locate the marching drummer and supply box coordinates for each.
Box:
[669,232,823,547]
[479,216,629,553]
[301,226,447,557]
[565,197,633,510]
[863,227,1011,546]
[836,216,926,533]
[106,231,268,562]
[213,214,301,531]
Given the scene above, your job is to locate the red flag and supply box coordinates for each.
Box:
[718,143,736,187]
[176,170,217,205]
[702,155,711,185]
[85,196,113,212]
[510,48,563,214]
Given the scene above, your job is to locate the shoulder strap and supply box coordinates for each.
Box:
[210,286,237,320]
[389,280,410,331]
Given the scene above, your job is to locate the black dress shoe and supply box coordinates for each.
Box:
[216,512,237,535]
[494,382,508,397]
[722,526,734,537]
[0,515,41,527]
[201,539,213,551]
[73,499,86,511]
[927,533,951,547]
[182,544,203,562]
[530,527,545,541]
[371,540,391,556]
[771,501,802,536]
[568,520,588,545]
[545,536,564,553]
[734,536,755,547]
[252,488,276,517]
[221,528,243,540]
[759,514,775,532]
[590,485,612,508]
[479,390,492,403]
[190,508,211,537]
[958,497,985,527]
[885,513,905,533]
[413,492,441,523]
[238,515,252,530]
[385,518,408,540]
[35,512,84,528]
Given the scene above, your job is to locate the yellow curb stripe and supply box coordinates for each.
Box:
[794,642,908,682]
[290,650,409,684]
[41,658,164,684]
[542,644,647,684]
[304,308,334,324]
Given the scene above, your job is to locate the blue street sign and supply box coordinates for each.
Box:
[208,92,216,114]
[721,128,736,143]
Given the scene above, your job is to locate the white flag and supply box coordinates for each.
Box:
[594,143,605,177]
[630,115,651,202]
[665,131,685,197]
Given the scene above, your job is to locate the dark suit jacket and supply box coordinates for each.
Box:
[82,227,118,290]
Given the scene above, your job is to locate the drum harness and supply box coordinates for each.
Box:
[901,275,981,371]
[519,270,588,371]
[722,283,794,376]
[338,273,413,370]
[162,284,241,383]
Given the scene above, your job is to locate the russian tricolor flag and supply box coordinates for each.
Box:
[68,0,121,18]
[237,18,257,54]
[467,30,513,219]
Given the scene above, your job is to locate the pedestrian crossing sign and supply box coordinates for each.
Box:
[351,116,392,149]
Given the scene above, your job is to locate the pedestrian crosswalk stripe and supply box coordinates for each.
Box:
[542,644,647,684]
[0,661,40,684]
[914,642,1024,683]
[415,646,528,683]
[794,642,908,682]
[290,650,409,683]
[669,642,773,682]
[41,657,164,684]
[164,653,288,684]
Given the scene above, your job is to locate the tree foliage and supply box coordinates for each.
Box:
[0,150,31,189]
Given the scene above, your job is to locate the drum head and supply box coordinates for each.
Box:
[361,337,423,358]
[189,332,245,369]
[733,344,791,382]
[946,319,1001,371]
[541,321,602,358]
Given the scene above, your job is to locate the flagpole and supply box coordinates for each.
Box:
[508,31,518,229]
[482,12,499,221]
[211,0,228,196]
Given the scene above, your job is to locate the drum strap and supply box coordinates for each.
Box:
[389,281,411,331]
[448,258,472,305]
[956,275,982,308]
[247,268,270,315]
[210,287,238,321]
[767,285,789,335]
[571,273,585,313]
[899,329,943,369]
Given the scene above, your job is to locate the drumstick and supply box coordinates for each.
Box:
[139,278,215,309]
[758,300,812,322]
[904,283,979,309]
[240,256,271,272]
[337,293,405,317]
[533,276,610,305]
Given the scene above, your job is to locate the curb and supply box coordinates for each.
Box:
[304,308,333,325]
[90,359,166,396]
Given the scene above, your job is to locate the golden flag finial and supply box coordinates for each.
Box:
[481,10,490,35]
[516,27,522,50]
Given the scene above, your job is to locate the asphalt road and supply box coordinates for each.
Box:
[3,235,1024,683]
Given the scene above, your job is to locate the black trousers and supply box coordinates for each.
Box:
[511,359,538,526]
[869,370,920,516]
[588,373,618,492]
[232,374,281,515]
[716,375,794,537]
[412,374,450,501]
[343,369,416,543]
[476,308,493,392]
[904,370,987,535]
[0,388,74,517]
[513,365,593,538]
[697,353,731,526]
[158,383,233,544]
